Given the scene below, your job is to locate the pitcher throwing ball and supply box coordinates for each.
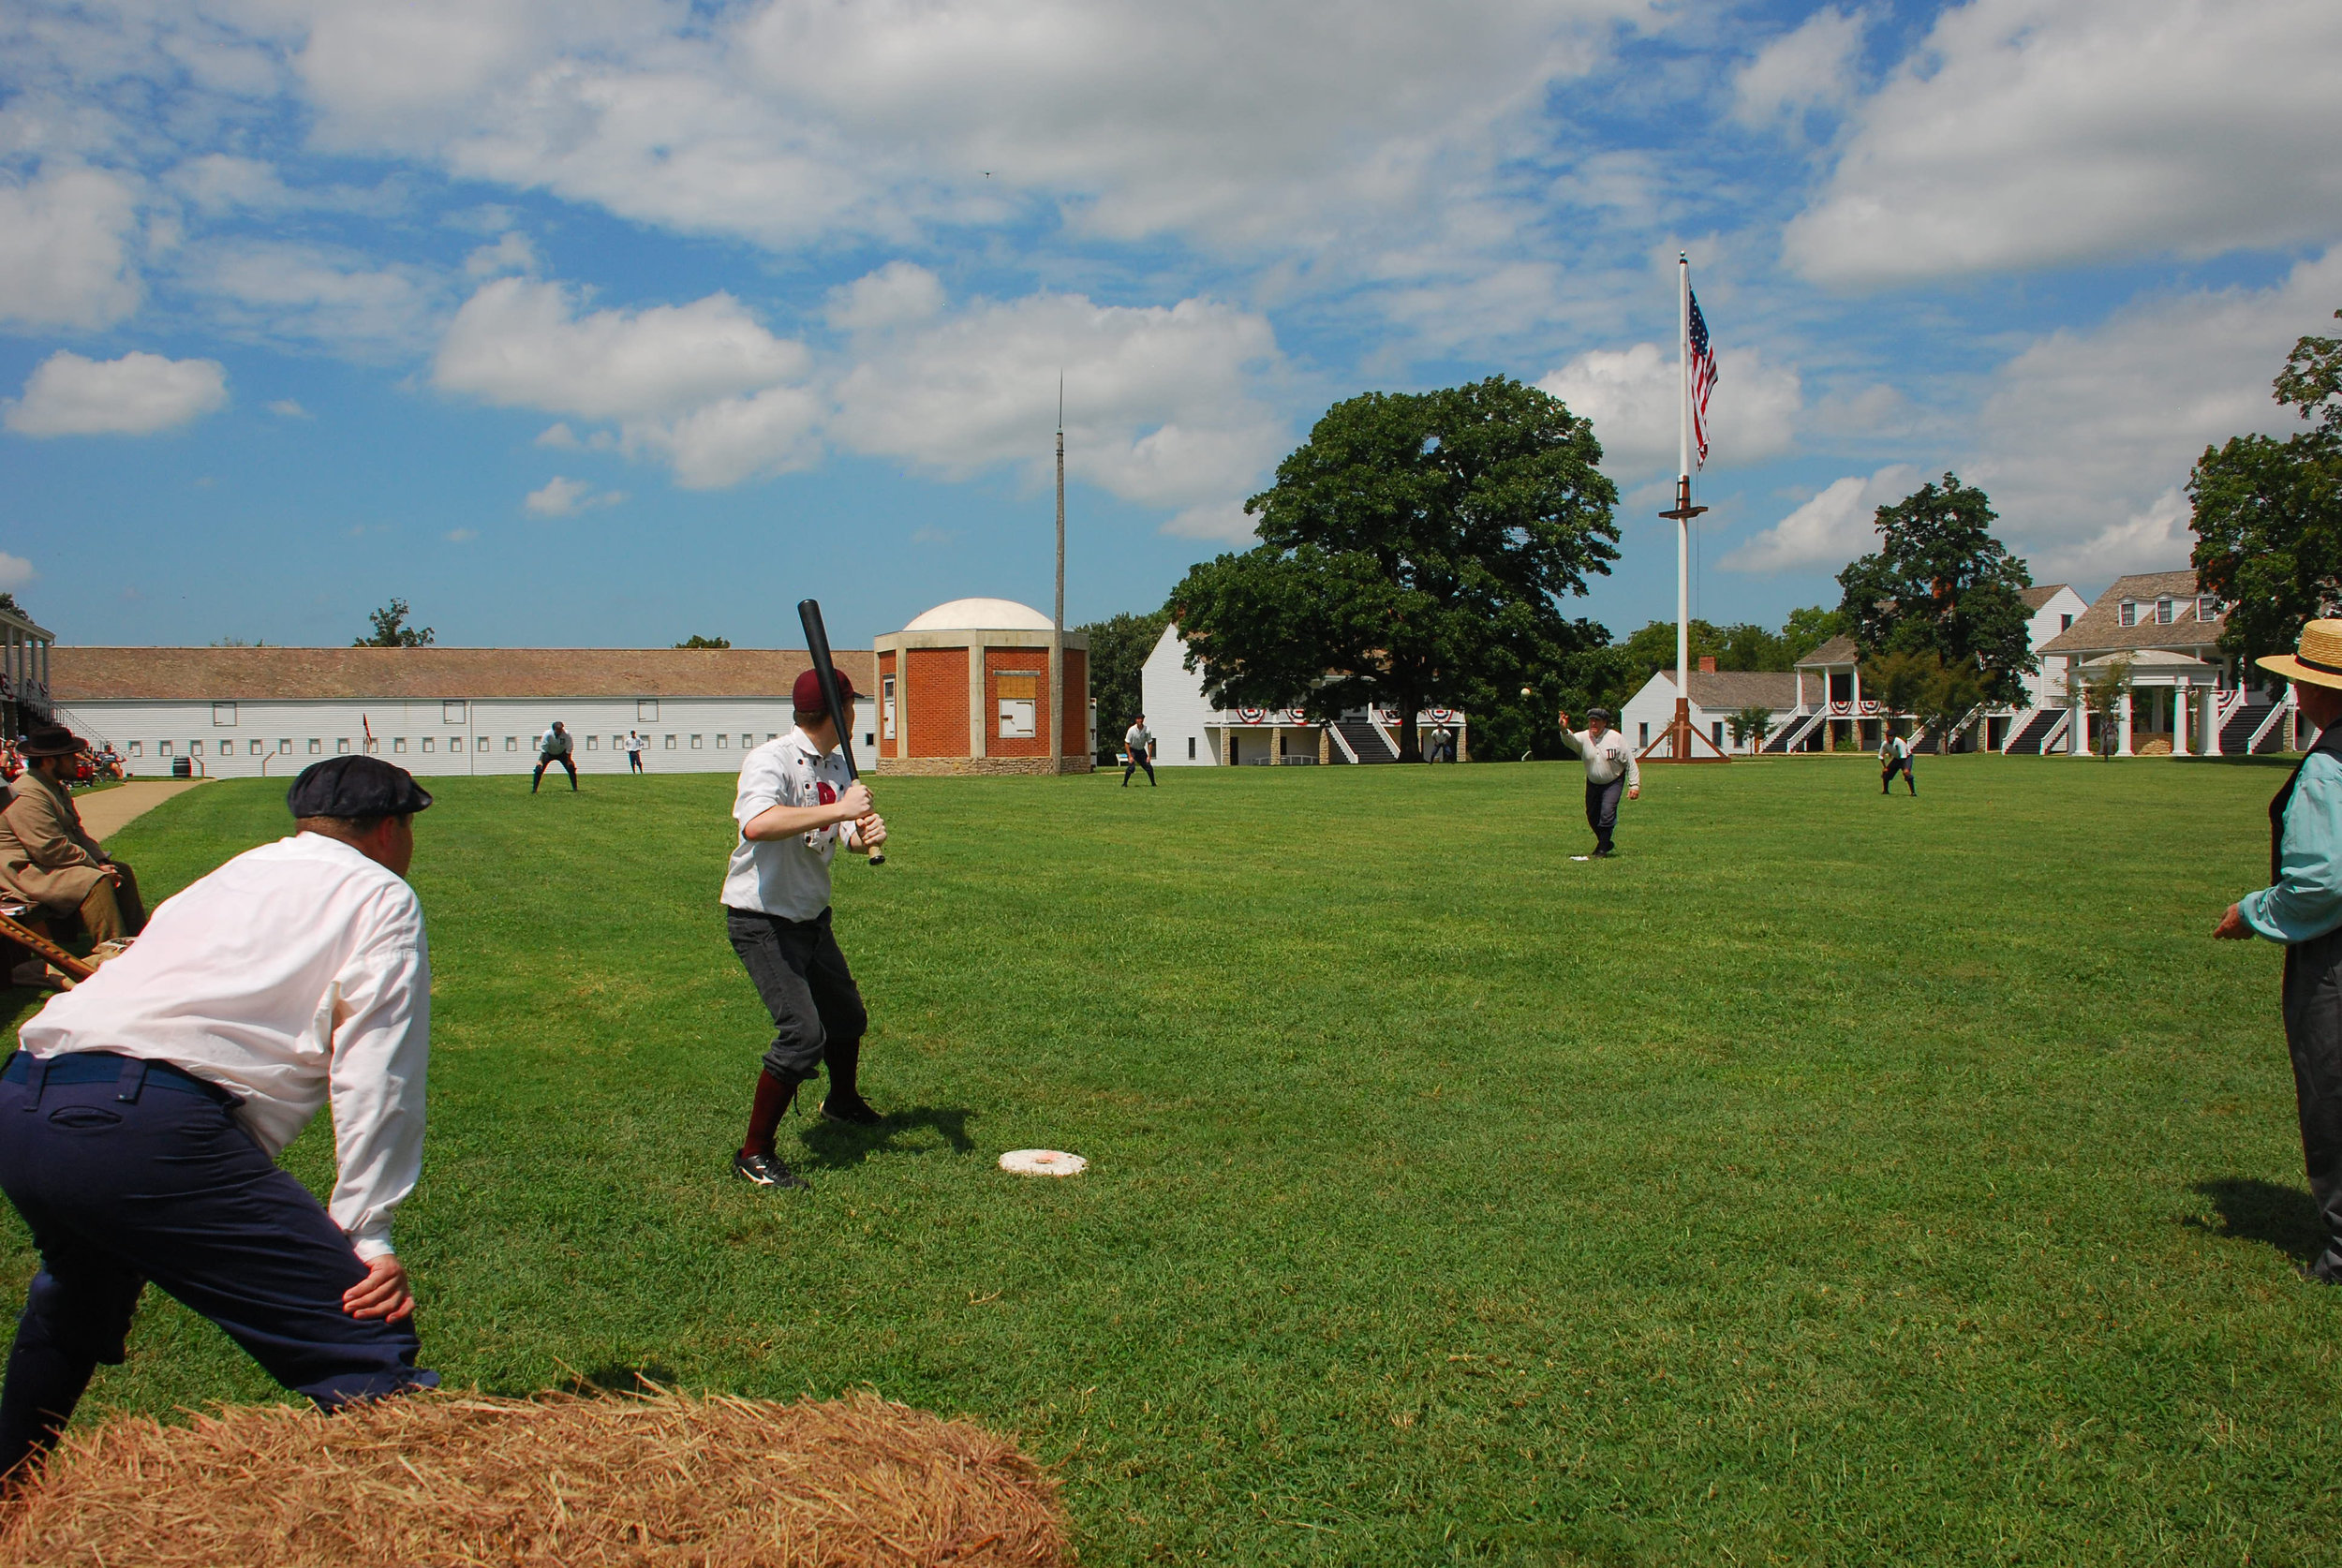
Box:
[0,756,439,1481]
[1557,706,1639,858]
[726,668,890,1191]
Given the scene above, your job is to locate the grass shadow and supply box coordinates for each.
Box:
[795,1105,978,1171]
[2186,1176,2326,1263]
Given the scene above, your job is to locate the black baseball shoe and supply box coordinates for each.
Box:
[820,1091,884,1128]
[732,1150,808,1190]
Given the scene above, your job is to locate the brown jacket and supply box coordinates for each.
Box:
[0,773,111,912]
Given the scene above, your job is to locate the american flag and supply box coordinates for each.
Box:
[1688,288,1718,468]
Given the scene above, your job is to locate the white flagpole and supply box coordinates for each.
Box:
[1676,252,1691,718]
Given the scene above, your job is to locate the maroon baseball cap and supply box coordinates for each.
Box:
[792,667,856,710]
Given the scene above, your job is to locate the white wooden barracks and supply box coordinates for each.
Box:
[49,646,878,779]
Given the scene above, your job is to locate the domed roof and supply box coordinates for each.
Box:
[901,597,1055,633]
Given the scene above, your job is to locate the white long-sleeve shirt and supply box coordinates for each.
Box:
[17,833,430,1261]
[1563,727,1639,788]
[722,728,860,920]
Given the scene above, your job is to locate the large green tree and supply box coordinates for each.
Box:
[1168,378,1619,761]
[354,598,434,648]
[2190,309,2342,668]
[1835,473,2035,704]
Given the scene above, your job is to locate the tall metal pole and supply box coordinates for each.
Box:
[1655,252,1707,761]
[1676,251,1690,710]
[1051,376,1065,773]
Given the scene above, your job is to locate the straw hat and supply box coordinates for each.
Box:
[2257,620,2342,690]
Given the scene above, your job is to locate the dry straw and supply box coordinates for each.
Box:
[0,1388,1066,1567]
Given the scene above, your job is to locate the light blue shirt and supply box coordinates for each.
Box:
[2242,750,2342,943]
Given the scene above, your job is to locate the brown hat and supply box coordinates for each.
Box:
[2257,620,2342,691]
[17,724,81,757]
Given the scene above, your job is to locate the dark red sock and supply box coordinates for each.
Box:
[742,1071,798,1158]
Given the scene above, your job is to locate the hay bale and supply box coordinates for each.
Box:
[0,1389,1066,1567]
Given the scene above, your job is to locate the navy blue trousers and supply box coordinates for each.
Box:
[0,1054,435,1476]
[1585,777,1623,851]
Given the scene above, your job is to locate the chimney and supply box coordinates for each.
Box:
[1697,656,1717,674]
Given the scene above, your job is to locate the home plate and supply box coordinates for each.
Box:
[999,1149,1088,1176]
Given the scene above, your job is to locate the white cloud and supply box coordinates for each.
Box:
[1787,0,2342,285]
[1162,501,1257,543]
[831,289,1284,518]
[1720,464,1915,573]
[5,350,228,437]
[465,230,541,277]
[523,476,627,516]
[180,242,445,354]
[435,277,809,422]
[0,554,34,592]
[1732,7,1865,127]
[1967,249,2342,578]
[266,398,311,418]
[446,527,479,542]
[0,167,142,330]
[825,262,944,333]
[629,386,823,489]
[535,422,579,448]
[1538,341,1801,477]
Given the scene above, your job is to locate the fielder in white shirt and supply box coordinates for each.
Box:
[1122,717,1156,787]
[1557,705,1640,857]
[0,755,439,1480]
[532,719,578,793]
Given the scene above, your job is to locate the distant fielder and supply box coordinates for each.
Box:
[1557,706,1639,858]
[1123,717,1157,787]
[532,721,578,794]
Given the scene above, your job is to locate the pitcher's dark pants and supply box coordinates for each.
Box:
[628,750,644,773]
[532,752,578,792]
[1585,777,1623,853]
[727,907,868,1087]
[0,1052,435,1478]
[2282,929,2342,1280]
[1123,752,1155,786]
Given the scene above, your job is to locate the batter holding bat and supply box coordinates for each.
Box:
[725,664,889,1191]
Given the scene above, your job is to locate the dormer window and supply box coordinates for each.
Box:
[2155,596,2173,625]
[2119,599,2138,628]
[2197,595,2221,620]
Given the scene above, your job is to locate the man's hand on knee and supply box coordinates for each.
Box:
[342,1254,414,1323]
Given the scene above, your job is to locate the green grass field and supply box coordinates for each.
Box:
[4,756,2336,1564]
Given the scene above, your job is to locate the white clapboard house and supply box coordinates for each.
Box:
[49,646,879,778]
[1137,623,1469,764]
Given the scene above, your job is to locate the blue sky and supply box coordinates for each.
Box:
[3,0,2337,651]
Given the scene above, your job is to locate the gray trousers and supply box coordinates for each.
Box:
[1585,777,1623,851]
[2281,926,2342,1279]
[726,907,867,1082]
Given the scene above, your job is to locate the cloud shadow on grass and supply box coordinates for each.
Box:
[796,1106,978,1171]
[2186,1176,2325,1263]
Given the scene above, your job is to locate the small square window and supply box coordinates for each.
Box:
[716,732,728,748]
[664,734,676,749]
[2118,599,2138,628]
[690,734,703,748]
[307,738,321,754]
[476,736,488,752]
[249,739,262,756]
[128,741,142,758]
[212,702,237,726]
[863,732,873,748]
[393,736,407,753]
[422,737,435,753]
[586,734,598,749]
[160,740,173,756]
[505,736,518,751]
[638,700,660,721]
[766,732,777,741]
[2155,597,2173,625]
[743,733,754,749]
[278,738,291,753]
[443,701,467,724]
[190,740,203,756]
[337,738,351,754]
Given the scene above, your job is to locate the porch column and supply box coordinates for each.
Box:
[1268,724,1281,764]
[2173,680,2190,756]
[2117,690,2134,756]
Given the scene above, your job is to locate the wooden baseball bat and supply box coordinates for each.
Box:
[0,909,94,983]
[796,599,884,866]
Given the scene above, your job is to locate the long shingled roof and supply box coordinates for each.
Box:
[50,646,881,703]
